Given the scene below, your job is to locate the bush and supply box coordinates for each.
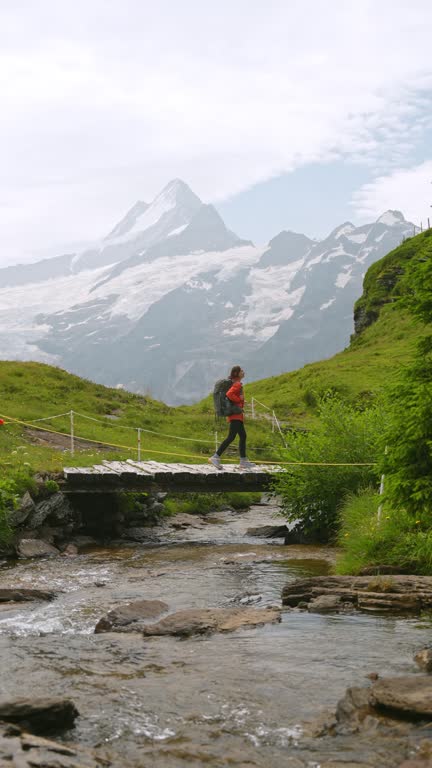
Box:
[0,477,17,545]
[273,395,382,542]
[337,487,432,575]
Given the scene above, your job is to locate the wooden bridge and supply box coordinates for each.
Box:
[63,460,279,493]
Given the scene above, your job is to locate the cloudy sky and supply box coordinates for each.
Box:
[1,0,432,265]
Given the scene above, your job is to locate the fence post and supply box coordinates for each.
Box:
[377,446,388,522]
[214,431,218,453]
[251,397,255,420]
[137,428,141,461]
[70,410,74,456]
[273,410,287,447]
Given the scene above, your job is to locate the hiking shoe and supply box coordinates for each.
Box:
[208,454,223,470]
[239,458,257,471]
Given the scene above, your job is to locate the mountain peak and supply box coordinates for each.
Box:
[376,210,406,226]
[106,200,149,239]
[333,222,355,239]
[156,178,202,207]
[105,179,202,244]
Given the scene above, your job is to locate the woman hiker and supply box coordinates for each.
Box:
[209,366,256,471]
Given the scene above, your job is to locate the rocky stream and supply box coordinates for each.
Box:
[1,498,432,767]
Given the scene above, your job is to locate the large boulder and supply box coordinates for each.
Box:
[141,607,281,637]
[282,575,432,615]
[27,493,72,529]
[0,697,78,734]
[94,600,169,633]
[8,491,36,527]
[17,539,60,558]
[335,686,374,732]
[369,676,432,719]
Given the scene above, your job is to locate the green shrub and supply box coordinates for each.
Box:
[336,487,432,575]
[0,477,17,545]
[273,395,382,542]
[44,479,60,495]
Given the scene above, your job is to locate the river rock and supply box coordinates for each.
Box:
[9,491,36,527]
[28,492,72,528]
[246,524,289,538]
[0,588,56,602]
[0,723,114,767]
[63,543,79,556]
[0,697,79,734]
[307,595,345,613]
[17,539,60,558]
[415,649,432,673]
[122,526,152,541]
[169,513,205,528]
[94,599,169,632]
[335,686,374,731]
[369,676,432,719]
[282,575,432,615]
[141,607,281,637]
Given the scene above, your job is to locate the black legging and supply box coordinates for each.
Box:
[216,421,247,459]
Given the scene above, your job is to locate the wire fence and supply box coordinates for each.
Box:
[0,396,289,461]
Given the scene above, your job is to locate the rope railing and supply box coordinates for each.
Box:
[1,399,289,458]
[0,409,376,467]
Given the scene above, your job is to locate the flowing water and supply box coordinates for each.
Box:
[0,504,430,767]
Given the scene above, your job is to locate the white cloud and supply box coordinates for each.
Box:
[351,161,432,227]
[1,0,432,264]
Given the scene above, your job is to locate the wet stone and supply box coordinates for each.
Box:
[0,697,79,734]
[369,676,432,719]
[307,595,345,613]
[17,539,60,558]
[415,649,432,674]
[0,724,114,766]
[94,599,170,633]
[141,607,281,637]
[0,588,56,603]
[246,524,289,538]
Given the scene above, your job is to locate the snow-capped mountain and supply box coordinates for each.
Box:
[0,180,414,403]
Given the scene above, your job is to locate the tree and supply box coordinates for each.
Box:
[274,396,382,542]
[380,232,432,516]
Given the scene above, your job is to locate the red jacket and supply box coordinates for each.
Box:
[226,380,244,422]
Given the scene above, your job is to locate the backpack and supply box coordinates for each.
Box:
[213,378,242,417]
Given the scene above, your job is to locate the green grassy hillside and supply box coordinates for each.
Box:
[0,360,281,472]
[0,230,428,472]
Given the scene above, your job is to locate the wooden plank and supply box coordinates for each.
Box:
[92,464,123,475]
[139,461,174,482]
[102,460,151,477]
[64,466,95,475]
[144,461,180,474]
[125,460,156,476]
